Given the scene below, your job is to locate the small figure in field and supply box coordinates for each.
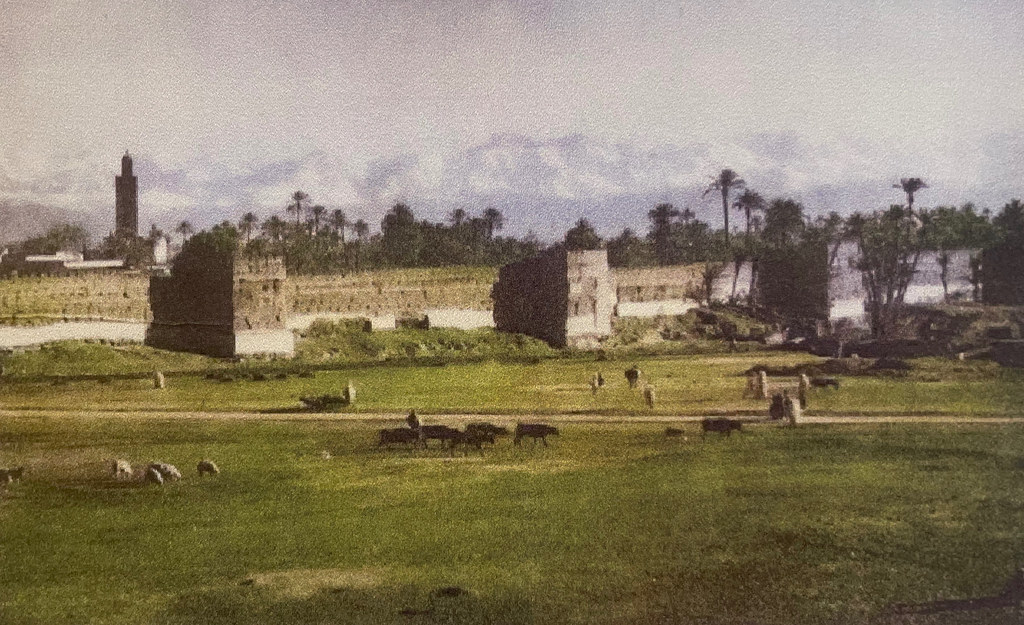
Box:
[589,374,600,396]
[197,459,220,476]
[625,366,642,389]
[769,393,785,421]
[743,372,759,398]
[597,372,605,388]
[783,390,801,426]
[406,409,420,430]
[757,370,770,400]
[643,384,656,409]
[798,373,810,409]
[344,380,356,405]
[153,371,165,389]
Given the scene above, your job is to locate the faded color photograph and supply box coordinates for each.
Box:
[1,1,1023,623]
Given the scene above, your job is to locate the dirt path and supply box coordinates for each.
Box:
[1,408,1019,425]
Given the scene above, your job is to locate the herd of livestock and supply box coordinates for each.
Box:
[377,415,560,453]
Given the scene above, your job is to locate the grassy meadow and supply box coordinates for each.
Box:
[1,416,1022,624]
[1,348,1022,417]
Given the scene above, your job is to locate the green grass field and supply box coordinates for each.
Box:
[1,416,1022,624]
[2,350,1022,417]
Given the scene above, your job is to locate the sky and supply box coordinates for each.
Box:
[1,0,1022,242]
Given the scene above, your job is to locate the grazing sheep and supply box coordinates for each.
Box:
[111,459,133,480]
[144,467,164,485]
[513,423,559,446]
[643,384,656,409]
[148,463,182,481]
[197,460,220,476]
[378,427,419,447]
[664,427,685,437]
[701,418,743,436]
[624,366,642,389]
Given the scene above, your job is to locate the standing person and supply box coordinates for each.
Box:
[406,410,420,430]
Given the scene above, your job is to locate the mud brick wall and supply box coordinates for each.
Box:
[565,251,616,347]
[0,273,150,321]
[493,248,570,347]
[288,267,495,318]
[233,256,289,331]
[612,265,704,303]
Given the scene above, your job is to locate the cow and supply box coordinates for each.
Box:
[418,425,462,448]
[701,418,743,437]
[810,377,840,390]
[514,423,559,446]
[465,422,509,440]
[378,427,419,447]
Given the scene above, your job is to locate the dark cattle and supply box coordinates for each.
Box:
[514,423,559,446]
[810,377,840,389]
[378,427,419,447]
[465,422,510,438]
[419,425,462,448]
[701,418,743,436]
[456,428,495,451]
[664,427,685,437]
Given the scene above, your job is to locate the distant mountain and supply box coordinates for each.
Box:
[0,201,108,245]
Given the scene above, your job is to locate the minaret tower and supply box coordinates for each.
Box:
[115,151,138,237]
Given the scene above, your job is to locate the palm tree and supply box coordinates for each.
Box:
[894,178,927,215]
[310,205,326,235]
[647,203,680,265]
[286,190,309,226]
[353,219,369,241]
[703,169,745,246]
[449,208,467,227]
[238,212,257,244]
[329,209,348,244]
[175,220,194,245]
[261,215,286,243]
[732,189,766,239]
[481,207,504,239]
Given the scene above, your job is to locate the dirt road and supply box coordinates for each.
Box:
[1,408,1019,425]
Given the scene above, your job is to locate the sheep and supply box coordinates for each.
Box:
[378,427,419,447]
[624,366,642,389]
[643,384,656,409]
[513,423,559,446]
[701,418,743,437]
[148,462,182,481]
[144,466,164,485]
[111,459,133,480]
[197,460,220,476]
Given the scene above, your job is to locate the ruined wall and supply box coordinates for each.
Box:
[146,249,293,357]
[492,248,570,347]
[565,251,616,347]
[0,273,150,321]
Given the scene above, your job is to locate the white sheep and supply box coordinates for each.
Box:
[148,462,182,481]
[197,459,220,476]
[144,467,164,485]
[111,459,133,480]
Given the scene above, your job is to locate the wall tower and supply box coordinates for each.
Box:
[115,151,138,237]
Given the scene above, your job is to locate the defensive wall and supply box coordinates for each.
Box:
[146,252,293,357]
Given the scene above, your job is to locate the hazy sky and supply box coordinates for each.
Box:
[2,0,1022,240]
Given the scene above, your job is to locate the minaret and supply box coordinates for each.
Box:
[115,151,138,237]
